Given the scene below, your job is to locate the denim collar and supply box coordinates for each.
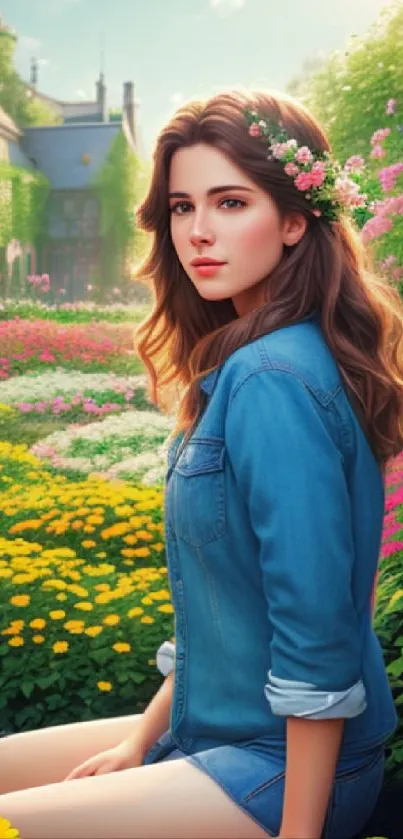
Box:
[200,368,221,396]
[199,314,319,397]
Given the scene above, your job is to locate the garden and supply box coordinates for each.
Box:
[1,3,403,838]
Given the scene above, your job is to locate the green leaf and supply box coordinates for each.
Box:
[21,681,34,699]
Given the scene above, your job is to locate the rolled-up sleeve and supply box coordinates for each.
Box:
[156,640,175,676]
[226,369,366,719]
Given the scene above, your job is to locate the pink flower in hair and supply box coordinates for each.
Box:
[295,146,313,165]
[294,172,313,191]
[310,161,326,187]
[271,142,289,159]
[284,162,299,177]
[249,123,262,138]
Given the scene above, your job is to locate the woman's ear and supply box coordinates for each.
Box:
[282,213,308,247]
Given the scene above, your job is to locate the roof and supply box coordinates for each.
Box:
[20,122,122,189]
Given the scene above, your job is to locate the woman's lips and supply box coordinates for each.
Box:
[191,262,226,277]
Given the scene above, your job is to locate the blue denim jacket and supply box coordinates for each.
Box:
[162,315,397,757]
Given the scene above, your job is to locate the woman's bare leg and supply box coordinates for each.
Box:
[0,713,143,793]
[0,757,269,839]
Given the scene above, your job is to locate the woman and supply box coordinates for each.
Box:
[1,88,403,839]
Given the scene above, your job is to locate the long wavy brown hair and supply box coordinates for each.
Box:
[135,89,403,465]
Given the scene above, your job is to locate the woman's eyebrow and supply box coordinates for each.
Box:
[168,185,255,199]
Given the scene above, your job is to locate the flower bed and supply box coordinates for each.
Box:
[0,320,142,379]
[30,409,173,484]
[0,441,172,732]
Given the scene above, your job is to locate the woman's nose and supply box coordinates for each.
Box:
[189,218,215,247]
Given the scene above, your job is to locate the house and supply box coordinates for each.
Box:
[0,19,141,302]
[16,73,140,300]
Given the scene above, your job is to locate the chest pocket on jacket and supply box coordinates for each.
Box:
[169,438,226,547]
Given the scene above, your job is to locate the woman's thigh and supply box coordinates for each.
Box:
[0,757,269,839]
[0,713,143,793]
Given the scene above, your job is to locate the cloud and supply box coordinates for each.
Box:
[169,91,185,107]
[19,35,42,52]
[209,0,246,12]
[75,89,88,100]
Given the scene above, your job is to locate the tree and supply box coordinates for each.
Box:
[0,17,60,128]
[288,1,403,165]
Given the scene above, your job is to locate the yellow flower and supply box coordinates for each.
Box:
[10,594,30,607]
[32,634,45,644]
[64,620,85,632]
[12,573,36,584]
[96,552,107,559]
[86,515,104,525]
[114,505,133,517]
[133,548,150,558]
[56,592,67,601]
[141,596,153,606]
[103,614,120,626]
[85,626,103,637]
[82,540,96,549]
[112,642,131,653]
[8,636,24,646]
[151,543,165,552]
[97,681,113,692]
[136,530,152,541]
[29,618,46,630]
[148,658,156,666]
[71,520,84,530]
[74,601,93,611]
[95,583,110,592]
[49,610,66,620]
[67,584,88,597]
[140,616,155,624]
[53,641,69,654]
[123,535,137,545]
[158,604,174,614]
[0,816,20,838]
[121,549,136,558]
[150,590,171,601]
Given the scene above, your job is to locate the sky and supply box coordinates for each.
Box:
[1,0,394,155]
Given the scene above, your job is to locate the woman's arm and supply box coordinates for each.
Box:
[279,717,344,839]
[125,671,174,759]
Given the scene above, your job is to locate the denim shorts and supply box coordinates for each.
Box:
[143,731,385,838]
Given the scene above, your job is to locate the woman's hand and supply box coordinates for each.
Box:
[64,738,145,780]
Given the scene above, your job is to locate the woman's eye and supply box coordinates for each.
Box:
[220,198,246,209]
[170,201,193,214]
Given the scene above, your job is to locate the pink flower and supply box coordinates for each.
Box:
[294,172,313,191]
[284,162,299,177]
[295,146,313,165]
[249,123,262,138]
[344,155,365,174]
[271,142,289,159]
[386,98,397,115]
[371,127,391,146]
[378,163,403,193]
[310,161,326,187]
[312,209,322,217]
[334,175,366,209]
[361,215,393,243]
[371,145,386,160]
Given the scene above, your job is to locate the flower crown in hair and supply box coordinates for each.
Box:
[245,110,367,222]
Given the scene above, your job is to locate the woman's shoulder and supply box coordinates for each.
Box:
[222,315,341,400]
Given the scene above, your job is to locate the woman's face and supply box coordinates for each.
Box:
[169,143,306,316]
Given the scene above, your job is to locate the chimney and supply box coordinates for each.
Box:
[96,72,107,121]
[30,57,38,87]
[123,81,136,146]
